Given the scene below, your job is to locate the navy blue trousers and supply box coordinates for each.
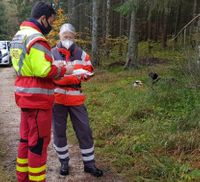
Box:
[53,103,95,167]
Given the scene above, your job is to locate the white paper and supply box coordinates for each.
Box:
[72,69,94,76]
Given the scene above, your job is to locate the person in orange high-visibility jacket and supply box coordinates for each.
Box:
[51,23,103,177]
[10,2,73,182]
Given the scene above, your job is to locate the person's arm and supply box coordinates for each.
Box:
[82,51,94,72]
[81,51,94,81]
[28,40,67,78]
[53,75,80,86]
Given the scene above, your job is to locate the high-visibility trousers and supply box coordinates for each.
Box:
[16,108,52,182]
[53,104,95,167]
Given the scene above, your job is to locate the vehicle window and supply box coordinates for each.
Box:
[0,42,7,49]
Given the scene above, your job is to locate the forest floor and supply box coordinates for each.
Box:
[0,67,124,182]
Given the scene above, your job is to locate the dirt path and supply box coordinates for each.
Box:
[0,67,124,182]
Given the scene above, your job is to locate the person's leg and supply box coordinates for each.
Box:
[52,103,69,175]
[69,105,103,177]
[27,109,52,182]
[16,109,29,182]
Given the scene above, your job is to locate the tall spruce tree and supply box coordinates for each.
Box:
[116,0,141,68]
[0,1,8,39]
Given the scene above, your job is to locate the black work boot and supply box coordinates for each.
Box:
[84,166,103,177]
[60,161,69,176]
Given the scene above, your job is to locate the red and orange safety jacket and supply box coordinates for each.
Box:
[10,21,66,109]
[52,43,94,106]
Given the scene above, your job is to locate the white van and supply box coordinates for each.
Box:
[0,41,12,66]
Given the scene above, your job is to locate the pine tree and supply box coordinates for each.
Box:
[0,1,8,39]
[116,0,141,68]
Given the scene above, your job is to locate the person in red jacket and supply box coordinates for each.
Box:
[10,2,73,182]
[52,23,103,177]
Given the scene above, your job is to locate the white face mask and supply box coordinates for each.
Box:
[61,40,73,49]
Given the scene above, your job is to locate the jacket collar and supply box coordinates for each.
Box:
[57,41,76,53]
[57,42,76,60]
[20,19,46,35]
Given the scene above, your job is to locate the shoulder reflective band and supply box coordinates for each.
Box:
[54,88,83,95]
[25,33,44,48]
[15,86,54,95]
[32,43,53,58]
[12,34,27,43]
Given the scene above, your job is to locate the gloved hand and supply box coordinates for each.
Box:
[65,64,74,75]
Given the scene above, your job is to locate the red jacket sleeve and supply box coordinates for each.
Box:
[54,75,80,86]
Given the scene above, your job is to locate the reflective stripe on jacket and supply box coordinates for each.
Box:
[51,43,94,106]
[10,21,66,109]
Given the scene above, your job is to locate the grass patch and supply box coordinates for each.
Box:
[77,42,200,181]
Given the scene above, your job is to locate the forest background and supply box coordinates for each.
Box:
[0,0,200,181]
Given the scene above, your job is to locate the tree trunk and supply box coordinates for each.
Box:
[124,9,138,69]
[162,11,168,48]
[92,0,99,66]
[101,1,106,38]
[68,0,75,26]
[193,0,197,18]
[174,2,182,44]
[119,0,124,36]
[174,3,181,34]
[77,5,81,32]
[119,14,124,36]
[79,0,86,32]
[154,15,159,42]
[105,0,111,38]
[147,12,152,54]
